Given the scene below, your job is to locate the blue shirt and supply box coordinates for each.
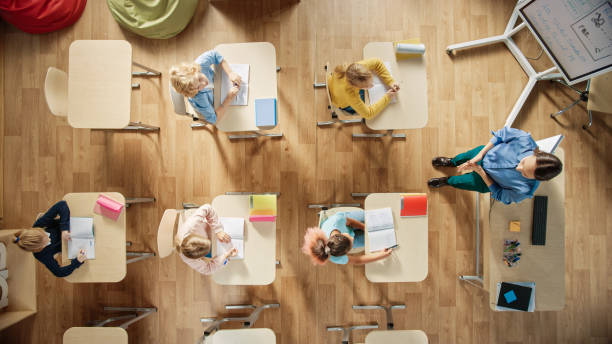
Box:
[32,201,83,277]
[482,127,540,205]
[321,212,354,265]
[188,50,224,124]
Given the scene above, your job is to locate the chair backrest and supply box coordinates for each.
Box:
[44,67,68,117]
[168,81,188,115]
[157,209,180,258]
[535,134,564,154]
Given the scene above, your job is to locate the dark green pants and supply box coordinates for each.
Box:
[447,145,490,193]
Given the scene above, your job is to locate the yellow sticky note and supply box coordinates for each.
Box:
[509,221,521,232]
[250,195,277,216]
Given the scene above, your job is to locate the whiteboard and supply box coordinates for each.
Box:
[519,0,612,84]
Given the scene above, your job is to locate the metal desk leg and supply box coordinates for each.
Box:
[308,203,361,209]
[132,61,162,77]
[327,324,379,344]
[458,193,484,288]
[124,121,160,131]
[125,197,156,208]
[227,131,283,140]
[91,307,157,329]
[200,303,280,344]
[352,304,406,330]
[224,192,281,196]
[126,251,156,264]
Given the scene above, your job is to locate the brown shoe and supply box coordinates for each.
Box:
[432,157,454,167]
[428,177,450,188]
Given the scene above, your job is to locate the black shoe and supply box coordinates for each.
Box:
[432,157,454,167]
[428,177,450,188]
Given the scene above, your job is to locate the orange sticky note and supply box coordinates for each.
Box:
[509,221,521,232]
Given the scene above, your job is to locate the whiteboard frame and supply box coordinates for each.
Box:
[518,0,612,85]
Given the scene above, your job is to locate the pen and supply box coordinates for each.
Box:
[387,244,400,249]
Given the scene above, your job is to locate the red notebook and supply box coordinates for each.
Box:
[400,194,428,217]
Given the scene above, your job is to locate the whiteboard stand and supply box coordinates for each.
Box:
[446,1,559,128]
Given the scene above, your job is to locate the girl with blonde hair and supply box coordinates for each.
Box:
[329,58,400,119]
[13,201,86,277]
[174,204,236,274]
[170,50,242,125]
[302,210,392,265]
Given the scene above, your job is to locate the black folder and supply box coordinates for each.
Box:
[496,282,533,311]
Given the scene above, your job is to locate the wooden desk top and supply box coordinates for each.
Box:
[213,42,277,132]
[62,193,127,283]
[64,327,127,344]
[365,330,428,344]
[486,149,565,311]
[364,193,428,282]
[68,40,132,129]
[587,72,612,114]
[363,42,428,130]
[211,328,276,343]
[211,195,276,285]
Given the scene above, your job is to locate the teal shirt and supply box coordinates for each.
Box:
[321,212,353,265]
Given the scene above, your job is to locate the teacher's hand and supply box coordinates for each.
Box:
[62,231,71,241]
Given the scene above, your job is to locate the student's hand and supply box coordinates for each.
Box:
[62,231,71,241]
[216,231,231,243]
[385,89,398,100]
[391,83,400,91]
[379,248,393,259]
[229,85,240,99]
[229,72,242,86]
[77,249,87,263]
[224,248,238,259]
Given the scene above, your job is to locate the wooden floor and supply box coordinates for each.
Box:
[1,0,611,343]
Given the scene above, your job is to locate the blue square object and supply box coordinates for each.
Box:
[504,290,517,304]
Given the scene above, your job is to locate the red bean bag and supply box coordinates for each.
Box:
[0,0,87,34]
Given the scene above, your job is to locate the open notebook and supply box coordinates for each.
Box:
[368,61,397,105]
[365,207,397,252]
[220,64,250,106]
[68,217,95,259]
[218,217,245,259]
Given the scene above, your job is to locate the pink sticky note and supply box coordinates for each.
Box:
[249,215,276,222]
[93,194,124,221]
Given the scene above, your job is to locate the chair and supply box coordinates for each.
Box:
[549,72,612,129]
[314,63,364,128]
[44,67,68,117]
[307,203,364,255]
[200,303,279,343]
[168,81,209,128]
[156,209,180,258]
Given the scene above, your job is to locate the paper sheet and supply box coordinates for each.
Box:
[68,217,95,259]
[368,61,397,105]
[220,64,250,106]
[368,229,397,252]
[218,217,245,259]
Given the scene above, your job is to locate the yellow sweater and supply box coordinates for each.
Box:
[328,58,395,120]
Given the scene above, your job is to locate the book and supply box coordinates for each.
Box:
[495,282,535,312]
[368,61,397,105]
[365,207,396,252]
[249,195,277,222]
[400,193,428,217]
[220,63,250,106]
[218,217,245,260]
[255,98,277,127]
[93,194,124,221]
[68,217,95,259]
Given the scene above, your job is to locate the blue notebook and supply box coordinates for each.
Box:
[255,98,277,127]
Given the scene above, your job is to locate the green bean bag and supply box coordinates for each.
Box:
[106,0,199,39]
